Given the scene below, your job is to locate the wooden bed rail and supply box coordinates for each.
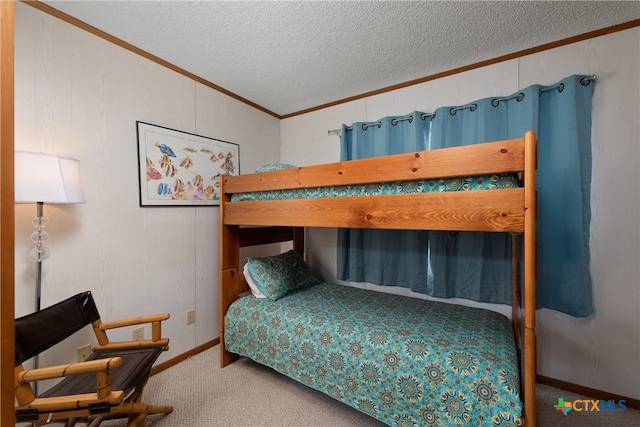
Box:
[222,189,525,232]
[222,138,526,193]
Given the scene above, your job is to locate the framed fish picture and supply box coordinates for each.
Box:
[136,121,240,206]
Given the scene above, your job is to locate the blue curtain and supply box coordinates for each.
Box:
[337,112,431,293]
[337,75,595,317]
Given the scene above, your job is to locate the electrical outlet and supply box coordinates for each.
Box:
[132,326,144,341]
[76,344,91,362]
[186,309,195,325]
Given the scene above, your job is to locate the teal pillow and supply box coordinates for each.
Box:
[245,250,320,300]
[254,163,296,173]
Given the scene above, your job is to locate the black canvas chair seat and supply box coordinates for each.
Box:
[14,291,173,427]
[40,347,163,399]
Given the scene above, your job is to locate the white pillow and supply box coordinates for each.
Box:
[243,263,266,298]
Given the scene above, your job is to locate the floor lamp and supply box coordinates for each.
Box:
[14,151,85,381]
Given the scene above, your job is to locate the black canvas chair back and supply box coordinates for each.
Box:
[15,291,100,366]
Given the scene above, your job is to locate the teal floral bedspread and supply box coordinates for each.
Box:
[230,174,519,202]
[224,283,522,426]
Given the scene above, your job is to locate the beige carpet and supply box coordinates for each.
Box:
[87,345,640,426]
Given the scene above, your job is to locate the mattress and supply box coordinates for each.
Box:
[230,173,519,202]
[224,282,522,426]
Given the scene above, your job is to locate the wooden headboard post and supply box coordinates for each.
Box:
[219,179,244,367]
[522,130,537,426]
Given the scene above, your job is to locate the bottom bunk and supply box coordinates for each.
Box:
[224,280,522,426]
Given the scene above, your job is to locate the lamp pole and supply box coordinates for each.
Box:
[34,201,44,313]
[32,201,45,395]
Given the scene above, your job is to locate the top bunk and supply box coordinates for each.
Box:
[220,131,536,234]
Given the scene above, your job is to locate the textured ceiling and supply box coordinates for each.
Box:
[41,1,640,117]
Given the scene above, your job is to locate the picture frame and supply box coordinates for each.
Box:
[136,121,240,206]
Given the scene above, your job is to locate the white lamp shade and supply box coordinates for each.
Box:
[15,151,86,204]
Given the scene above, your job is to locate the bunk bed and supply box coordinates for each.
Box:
[219,131,537,426]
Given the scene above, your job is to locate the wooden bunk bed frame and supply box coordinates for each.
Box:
[219,130,537,425]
